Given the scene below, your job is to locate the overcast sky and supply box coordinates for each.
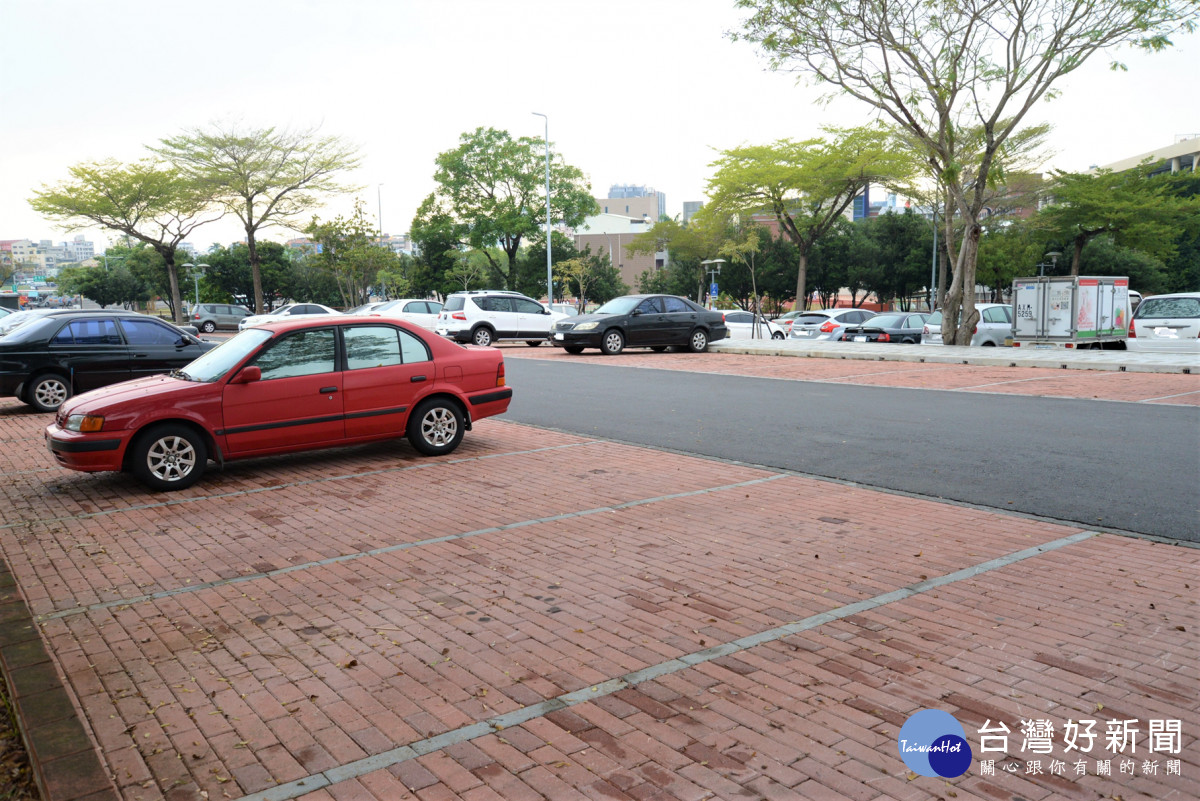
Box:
[2,0,1197,252]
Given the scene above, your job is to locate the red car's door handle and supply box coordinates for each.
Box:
[319,386,338,393]
[410,375,427,383]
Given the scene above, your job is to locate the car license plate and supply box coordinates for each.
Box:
[854,336,867,342]
[554,333,564,341]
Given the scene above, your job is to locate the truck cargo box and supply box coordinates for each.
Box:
[1011,276,1131,349]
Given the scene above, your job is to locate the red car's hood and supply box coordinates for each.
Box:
[61,374,199,415]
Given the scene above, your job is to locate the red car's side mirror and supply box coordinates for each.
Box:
[232,366,261,384]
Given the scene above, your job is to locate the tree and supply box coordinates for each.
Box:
[29,159,222,322]
[702,126,915,310]
[1038,166,1200,274]
[977,219,1044,300]
[156,123,361,314]
[414,127,598,293]
[204,242,293,309]
[56,264,149,309]
[735,0,1198,342]
[557,247,628,310]
[305,200,397,308]
[718,225,767,332]
[863,209,934,308]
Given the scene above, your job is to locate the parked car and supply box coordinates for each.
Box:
[346,301,386,315]
[839,312,929,344]
[435,290,564,347]
[787,308,877,341]
[718,310,786,340]
[0,308,56,337]
[360,298,444,329]
[0,307,12,318]
[549,303,580,317]
[1126,292,1200,354]
[921,303,1013,346]
[190,302,251,333]
[45,316,513,491]
[238,303,342,331]
[770,310,808,334]
[549,294,728,355]
[1,310,218,412]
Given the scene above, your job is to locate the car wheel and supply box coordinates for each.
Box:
[200,321,216,333]
[27,373,71,413]
[130,423,207,491]
[688,328,709,353]
[525,340,543,347]
[563,346,585,355]
[407,398,465,456]
[771,331,785,340]
[982,341,996,347]
[901,337,916,344]
[600,329,625,355]
[649,345,668,352]
[471,327,494,347]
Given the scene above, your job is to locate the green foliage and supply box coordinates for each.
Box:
[204,242,293,310]
[29,158,222,321]
[977,219,1044,300]
[517,232,581,301]
[702,126,918,305]
[305,200,398,307]
[1078,238,1169,294]
[1038,166,1200,274]
[55,264,149,308]
[413,127,598,291]
[556,246,628,309]
[863,209,935,307]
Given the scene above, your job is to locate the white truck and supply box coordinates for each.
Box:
[1010,276,1133,349]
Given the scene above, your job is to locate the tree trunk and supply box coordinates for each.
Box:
[1071,235,1085,276]
[247,232,264,315]
[945,220,982,346]
[793,250,809,311]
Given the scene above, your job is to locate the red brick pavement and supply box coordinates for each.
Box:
[0,352,1196,801]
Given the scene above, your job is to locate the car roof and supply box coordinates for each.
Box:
[251,314,413,333]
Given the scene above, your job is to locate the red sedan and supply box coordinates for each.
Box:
[45,316,512,491]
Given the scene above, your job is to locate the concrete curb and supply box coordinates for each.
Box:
[711,339,1199,373]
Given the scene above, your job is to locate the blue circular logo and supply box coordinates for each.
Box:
[898,710,973,778]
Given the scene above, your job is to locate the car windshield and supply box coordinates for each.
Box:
[181,329,273,382]
[1137,297,1200,319]
[0,310,51,336]
[593,297,642,315]
[926,311,942,325]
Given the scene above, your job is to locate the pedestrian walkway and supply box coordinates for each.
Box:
[0,356,1196,800]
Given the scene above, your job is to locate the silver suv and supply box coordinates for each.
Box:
[190,303,251,333]
[435,291,564,347]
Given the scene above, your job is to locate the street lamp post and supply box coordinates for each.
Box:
[532,112,552,304]
[377,183,384,244]
[182,263,211,317]
[1040,251,1062,277]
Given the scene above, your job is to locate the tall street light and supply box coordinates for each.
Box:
[377,183,384,244]
[182,262,210,315]
[532,112,552,305]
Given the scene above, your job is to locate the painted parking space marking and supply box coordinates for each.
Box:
[38,474,787,621]
[229,530,1097,801]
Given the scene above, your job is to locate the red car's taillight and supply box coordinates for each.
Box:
[496,362,506,387]
[819,320,837,333]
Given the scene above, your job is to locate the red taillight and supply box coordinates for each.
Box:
[452,312,467,321]
[973,325,978,334]
[193,313,200,320]
[878,333,890,342]
[496,361,506,387]
[1128,320,1137,338]
[820,320,837,333]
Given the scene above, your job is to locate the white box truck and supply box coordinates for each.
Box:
[1011,276,1132,349]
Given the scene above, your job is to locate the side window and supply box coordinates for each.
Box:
[344,326,402,370]
[483,297,515,313]
[726,312,749,323]
[662,297,690,313]
[514,298,544,314]
[398,329,431,364]
[983,307,1006,324]
[253,329,336,380]
[52,318,121,345]
[120,318,183,346]
[402,302,422,314]
[636,298,662,314]
[427,302,443,315]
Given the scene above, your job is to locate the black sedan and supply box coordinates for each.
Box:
[839,312,930,344]
[0,310,217,412]
[549,294,728,355]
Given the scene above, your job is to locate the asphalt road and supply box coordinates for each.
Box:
[504,358,1200,543]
